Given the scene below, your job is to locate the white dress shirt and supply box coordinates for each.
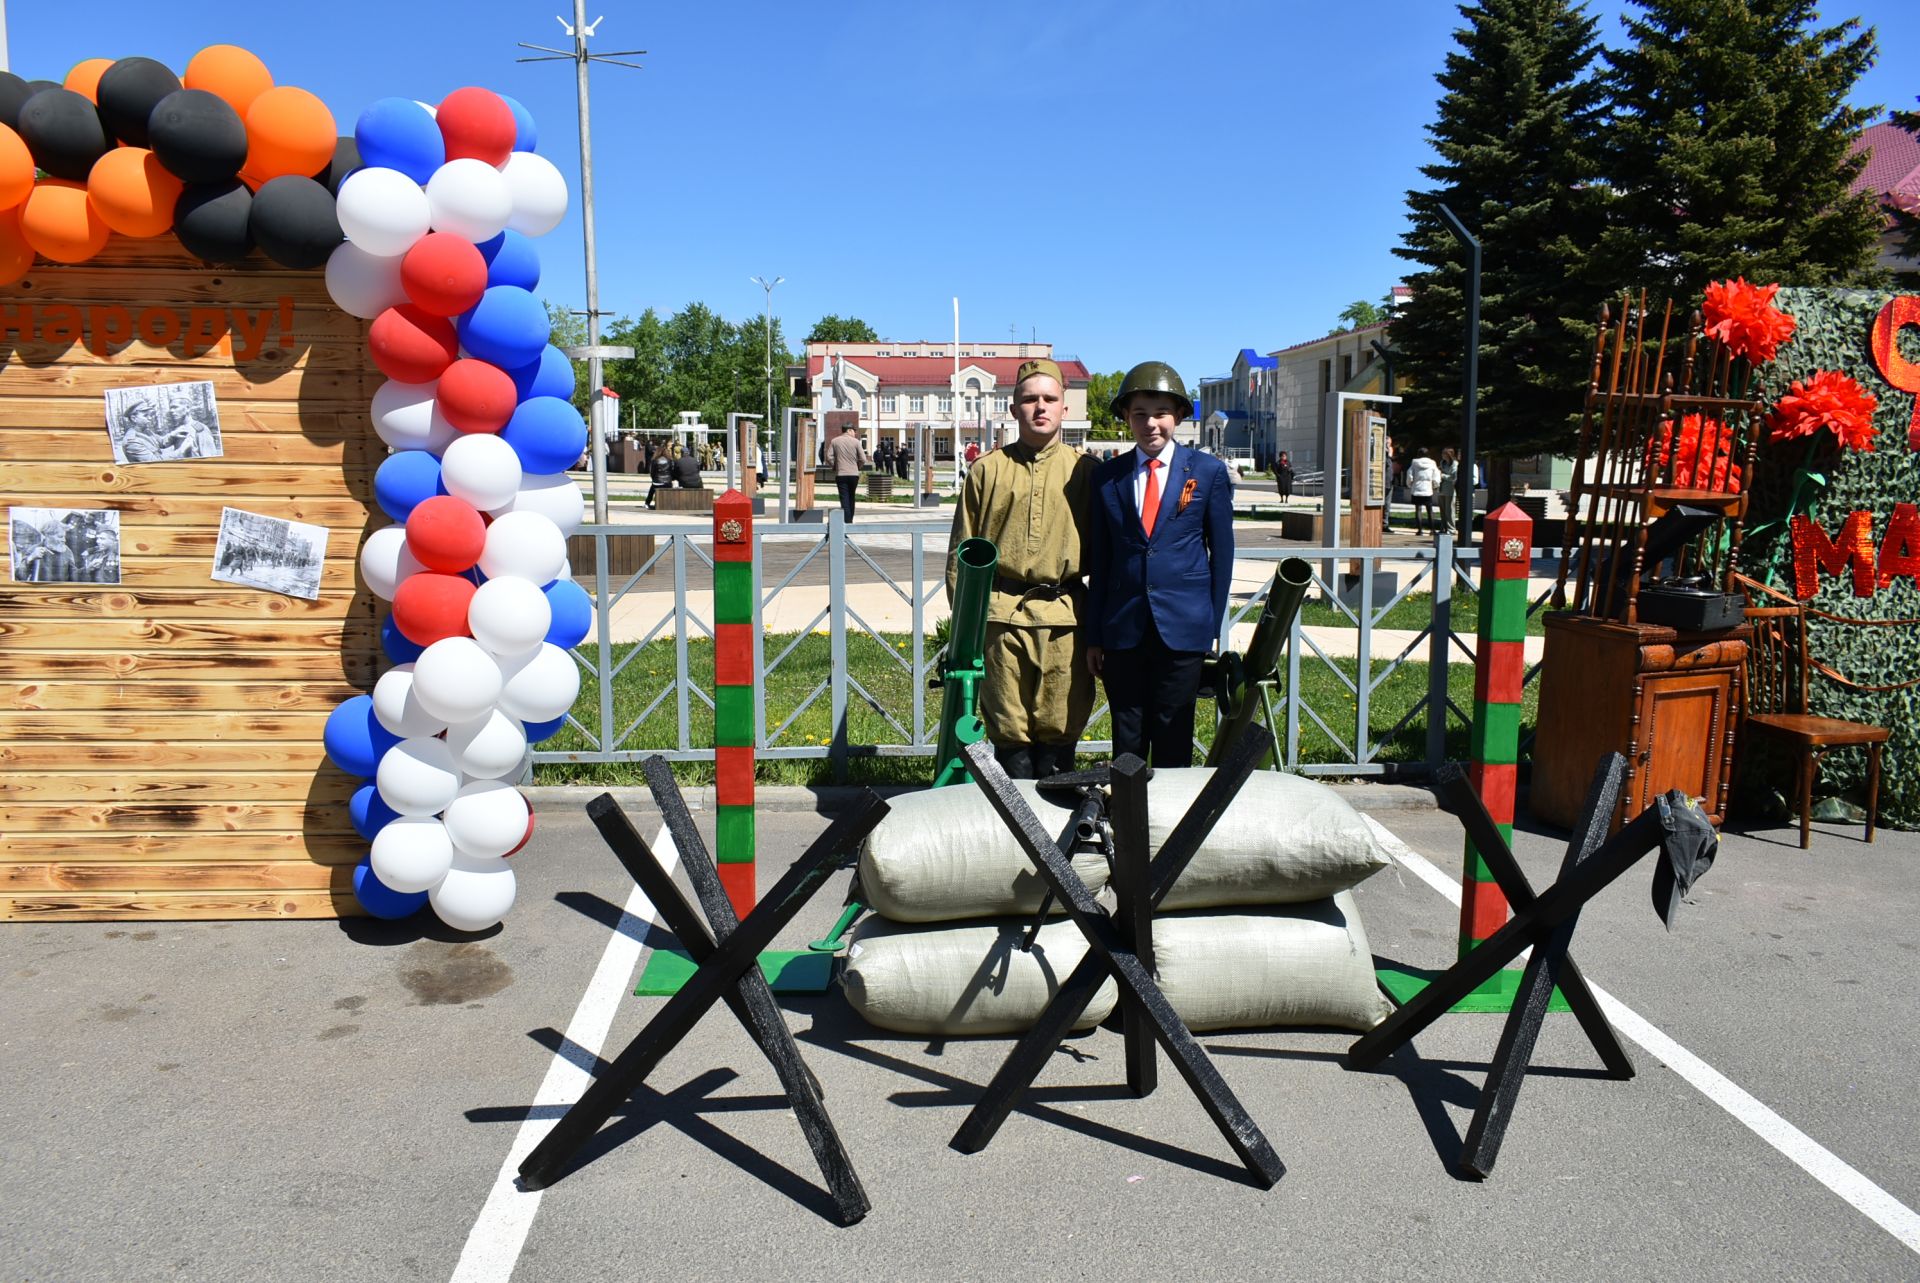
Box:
[1132,441,1179,521]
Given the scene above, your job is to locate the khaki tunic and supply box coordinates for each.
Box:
[946,438,1096,745]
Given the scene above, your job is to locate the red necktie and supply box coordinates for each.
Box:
[1141,457,1162,538]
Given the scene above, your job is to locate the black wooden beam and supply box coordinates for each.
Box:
[1110,755,1157,1098]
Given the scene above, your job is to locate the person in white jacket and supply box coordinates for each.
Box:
[1405,447,1442,535]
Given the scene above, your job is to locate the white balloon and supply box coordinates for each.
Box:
[429,853,517,932]
[414,99,438,118]
[410,636,504,725]
[491,472,584,538]
[372,379,458,454]
[369,815,455,894]
[337,166,432,257]
[372,663,447,738]
[426,157,514,242]
[324,241,406,319]
[377,735,462,817]
[479,510,566,584]
[359,524,424,600]
[440,432,524,511]
[443,779,531,859]
[502,151,568,236]
[446,708,529,779]
[497,642,580,722]
[468,576,552,658]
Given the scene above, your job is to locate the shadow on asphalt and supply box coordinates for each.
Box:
[554,889,681,950]
[334,915,503,947]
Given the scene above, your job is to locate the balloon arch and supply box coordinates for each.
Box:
[2,47,589,933]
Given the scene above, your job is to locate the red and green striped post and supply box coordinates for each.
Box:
[713,488,756,920]
[1460,501,1530,971]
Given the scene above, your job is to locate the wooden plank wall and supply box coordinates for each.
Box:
[1,239,377,920]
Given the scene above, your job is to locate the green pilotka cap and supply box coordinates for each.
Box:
[1013,358,1064,390]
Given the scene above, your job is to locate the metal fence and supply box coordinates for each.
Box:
[535,515,1551,779]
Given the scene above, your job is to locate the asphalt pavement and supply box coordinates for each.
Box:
[3,789,1916,1282]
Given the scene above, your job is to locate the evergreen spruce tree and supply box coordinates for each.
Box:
[1390,0,1611,464]
[1599,0,1884,296]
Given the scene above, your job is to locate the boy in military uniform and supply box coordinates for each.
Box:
[947,358,1095,778]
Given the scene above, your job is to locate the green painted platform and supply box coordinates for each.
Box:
[1375,965,1570,1013]
[636,948,835,995]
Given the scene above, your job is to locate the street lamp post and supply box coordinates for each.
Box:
[750,274,783,510]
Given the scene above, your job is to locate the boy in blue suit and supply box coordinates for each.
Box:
[1085,361,1234,768]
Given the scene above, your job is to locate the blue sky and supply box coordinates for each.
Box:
[10,1,1917,387]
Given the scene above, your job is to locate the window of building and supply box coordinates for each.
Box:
[930,349,946,358]
[880,395,897,413]
[994,395,1009,414]
[937,395,953,413]
[983,349,996,357]
[877,350,891,357]
[909,394,925,413]
[1341,354,1354,386]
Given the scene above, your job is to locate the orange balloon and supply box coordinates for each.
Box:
[64,58,115,103]
[184,44,273,117]
[87,147,183,238]
[0,204,35,286]
[242,85,336,183]
[0,124,34,210]
[20,179,110,263]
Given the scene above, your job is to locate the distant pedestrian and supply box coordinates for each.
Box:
[1274,451,1294,501]
[674,443,703,489]
[1406,447,1441,535]
[1437,448,1459,535]
[822,421,871,523]
[647,445,673,508]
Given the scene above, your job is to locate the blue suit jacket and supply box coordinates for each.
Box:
[1086,444,1235,653]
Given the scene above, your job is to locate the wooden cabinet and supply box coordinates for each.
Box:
[1531,613,1747,830]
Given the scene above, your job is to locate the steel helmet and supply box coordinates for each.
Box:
[1110,360,1192,422]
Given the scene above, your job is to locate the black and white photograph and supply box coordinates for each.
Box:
[211,507,328,600]
[103,380,224,464]
[9,507,121,584]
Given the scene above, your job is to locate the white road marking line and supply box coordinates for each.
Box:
[450,826,681,1283]
[1363,816,1920,1255]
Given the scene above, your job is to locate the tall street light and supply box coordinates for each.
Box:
[751,274,783,507]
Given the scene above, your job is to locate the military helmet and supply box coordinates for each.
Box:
[1110,360,1192,422]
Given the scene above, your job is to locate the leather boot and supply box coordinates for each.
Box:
[1031,742,1076,778]
[992,743,1034,779]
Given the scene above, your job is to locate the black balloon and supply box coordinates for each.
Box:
[17,87,109,181]
[25,80,60,97]
[0,72,33,131]
[311,135,360,196]
[250,175,343,269]
[96,57,181,146]
[148,88,247,185]
[175,180,255,264]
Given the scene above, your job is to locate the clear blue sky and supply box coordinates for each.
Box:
[10,1,1917,387]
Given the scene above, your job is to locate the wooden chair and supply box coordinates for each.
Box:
[1735,576,1889,848]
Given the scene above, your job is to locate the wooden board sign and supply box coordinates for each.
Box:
[1,240,377,921]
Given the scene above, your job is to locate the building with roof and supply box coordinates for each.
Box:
[1196,349,1278,459]
[801,340,1092,461]
[1850,119,1920,277]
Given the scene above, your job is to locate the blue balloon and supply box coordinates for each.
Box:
[350,781,402,841]
[374,450,445,522]
[353,98,444,185]
[501,396,587,474]
[324,695,400,778]
[478,228,541,291]
[500,94,537,152]
[353,858,429,919]
[543,577,593,649]
[380,613,425,664]
[523,714,567,743]
[458,285,549,369]
[507,344,576,402]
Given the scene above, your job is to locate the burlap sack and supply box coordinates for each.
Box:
[842,914,1119,1036]
[1151,891,1392,1032]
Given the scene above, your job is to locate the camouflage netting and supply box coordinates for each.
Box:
[1738,287,1920,830]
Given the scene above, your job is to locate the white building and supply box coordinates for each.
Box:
[803,341,1092,459]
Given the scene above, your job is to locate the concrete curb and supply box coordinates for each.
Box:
[525,779,1441,815]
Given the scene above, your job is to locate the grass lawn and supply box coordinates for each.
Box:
[1293,589,1563,638]
[530,632,1541,787]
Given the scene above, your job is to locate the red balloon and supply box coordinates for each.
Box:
[436,357,517,433]
[504,804,534,857]
[400,231,487,317]
[392,572,477,646]
[405,495,487,573]
[369,304,458,384]
[437,87,516,166]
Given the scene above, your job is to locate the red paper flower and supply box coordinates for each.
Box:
[1766,369,1879,452]
[1646,413,1742,492]
[1701,277,1797,364]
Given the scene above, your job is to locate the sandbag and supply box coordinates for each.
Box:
[1149,768,1390,910]
[857,780,1110,923]
[1152,891,1392,1033]
[842,914,1119,1036]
